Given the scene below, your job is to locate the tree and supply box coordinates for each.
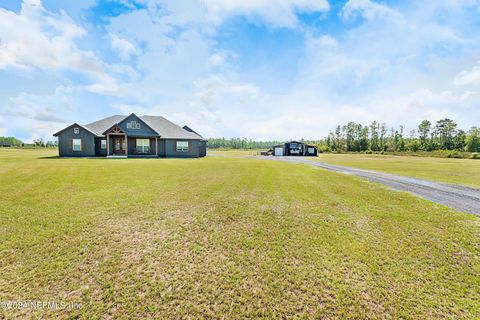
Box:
[465,127,480,152]
[359,126,369,152]
[407,139,421,152]
[33,138,45,147]
[343,122,354,151]
[418,120,431,150]
[0,136,23,146]
[434,118,457,150]
[369,121,380,151]
[454,130,466,150]
[379,123,387,151]
[334,125,345,152]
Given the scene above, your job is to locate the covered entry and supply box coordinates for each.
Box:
[105,125,127,157]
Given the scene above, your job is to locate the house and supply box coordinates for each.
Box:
[53,113,207,158]
[271,141,317,156]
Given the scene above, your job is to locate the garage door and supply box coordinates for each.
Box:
[274,147,283,156]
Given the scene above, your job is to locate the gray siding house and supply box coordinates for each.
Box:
[53,113,207,158]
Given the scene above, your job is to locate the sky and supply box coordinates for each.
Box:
[0,0,480,142]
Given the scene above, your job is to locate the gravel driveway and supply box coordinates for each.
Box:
[260,156,480,215]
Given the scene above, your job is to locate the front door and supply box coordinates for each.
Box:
[113,136,126,154]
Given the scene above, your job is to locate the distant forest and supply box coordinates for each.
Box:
[323,119,479,153]
[208,118,480,154]
[0,136,23,146]
[0,137,57,147]
[207,138,321,150]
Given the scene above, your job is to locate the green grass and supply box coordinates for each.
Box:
[312,153,480,188]
[208,149,262,157]
[0,149,479,319]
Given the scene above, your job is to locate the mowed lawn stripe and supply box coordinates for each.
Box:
[0,149,478,319]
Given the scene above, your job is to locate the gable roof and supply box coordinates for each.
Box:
[55,114,204,140]
[101,123,126,135]
[85,115,125,136]
[53,123,99,137]
[141,115,203,140]
[119,113,159,136]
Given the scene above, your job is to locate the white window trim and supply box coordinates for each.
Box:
[136,139,150,153]
[72,139,82,151]
[73,127,79,134]
[176,141,189,152]
[101,139,107,150]
[127,121,141,129]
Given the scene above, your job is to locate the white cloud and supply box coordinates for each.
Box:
[194,75,260,106]
[0,0,120,93]
[0,89,77,142]
[208,51,236,67]
[454,62,480,86]
[0,115,6,136]
[109,33,138,61]
[340,0,400,21]
[203,0,330,28]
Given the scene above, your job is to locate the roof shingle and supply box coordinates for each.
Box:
[81,114,204,140]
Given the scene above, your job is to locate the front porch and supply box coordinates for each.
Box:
[105,125,158,158]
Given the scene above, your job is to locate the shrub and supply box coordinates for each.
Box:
[446,150,460,158]
[365,150,373,154]
[471,152,479,159]
[318,145,330,153]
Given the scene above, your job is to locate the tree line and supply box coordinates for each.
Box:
[323,119,480,153]
[0,137,57,147]
[207,138,322,150]
[0,136,23,146]
[206,118,479,155]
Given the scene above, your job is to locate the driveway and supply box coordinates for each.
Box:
[259,156,480,215]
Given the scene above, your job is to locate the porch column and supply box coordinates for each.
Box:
[125,134,128,157]
[155,137,158,156]
[106,133,109,156]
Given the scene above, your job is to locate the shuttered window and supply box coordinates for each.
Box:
[72,139,82,151]
[176,141,189,152]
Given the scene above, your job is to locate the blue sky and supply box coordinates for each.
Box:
[0,0,480,141]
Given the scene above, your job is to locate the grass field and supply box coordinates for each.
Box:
[0,149,479,319]
[314,154,480,188]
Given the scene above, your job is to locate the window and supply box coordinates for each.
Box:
[126,121,141,129]
[136,139,150,153]
[176,141,189,152]
[72,139,82,151]
[308,147,315,154]
[73,127,79,134]
[101,139,106,150]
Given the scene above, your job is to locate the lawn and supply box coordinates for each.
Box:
[208,149,262,157]
[313,153,480,188]
[0,149,479,319]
